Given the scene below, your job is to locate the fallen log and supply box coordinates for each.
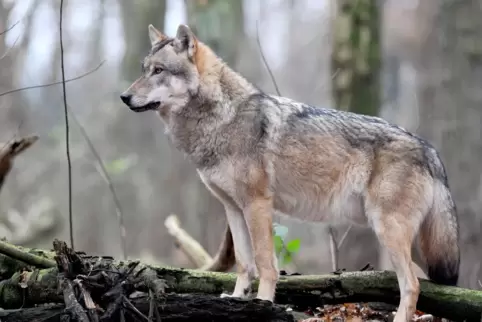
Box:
[0,240,480,321]
[0,295,296,322]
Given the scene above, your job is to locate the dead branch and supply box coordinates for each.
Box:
[0,34,19,61]
[58,0,74,251]
[164,214,212,268]
[0,60,105,98]
[0,135,38,192]
[0,20,19,36]
[328,225,353,271]
[255,20,281,96]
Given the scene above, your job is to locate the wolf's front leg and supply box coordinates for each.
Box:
[220,205,257,298]
[245,196,279,302]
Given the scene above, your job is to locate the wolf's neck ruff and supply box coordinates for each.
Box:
[193,42,258,105]
[165,49,260,169]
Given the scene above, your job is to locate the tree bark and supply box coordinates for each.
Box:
[0,240,481,321]
[331,0,381,116]
[120,0,166,82]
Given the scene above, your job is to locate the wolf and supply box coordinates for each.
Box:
[120,24,460,322]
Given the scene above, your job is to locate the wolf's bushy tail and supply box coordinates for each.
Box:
[200,224,236,272]
[419,180,460,286]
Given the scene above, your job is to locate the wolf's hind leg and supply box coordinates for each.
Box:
[367,204,424,322]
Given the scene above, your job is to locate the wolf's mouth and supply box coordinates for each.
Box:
[130,102,161,113]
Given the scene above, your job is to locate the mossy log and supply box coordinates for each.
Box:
[0,240,481,321]
[0,263,480,319]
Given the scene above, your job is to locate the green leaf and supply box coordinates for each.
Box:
[273,235,284,256]
[273,223,288,240]
[286,239,301,253]
[282,252,293,265]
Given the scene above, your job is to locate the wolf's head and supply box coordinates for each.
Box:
[120,24,203,113]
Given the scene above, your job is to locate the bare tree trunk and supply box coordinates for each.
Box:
[120,0,166,81]
[184,0,244,67]
[331,0,381,116]
[415,0,482,289]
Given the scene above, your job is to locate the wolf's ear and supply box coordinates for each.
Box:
[175,24,197,59]
[148,24,166,46]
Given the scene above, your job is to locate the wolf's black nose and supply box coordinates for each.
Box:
[120,93,132,105]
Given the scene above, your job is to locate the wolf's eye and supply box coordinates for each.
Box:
[153,67,163,75]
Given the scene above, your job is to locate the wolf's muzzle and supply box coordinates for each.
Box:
[120,93,132,105]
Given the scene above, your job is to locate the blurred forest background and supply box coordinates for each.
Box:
[1,0,482,291]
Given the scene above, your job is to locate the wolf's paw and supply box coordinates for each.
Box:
[220,291,250,299]
[255,295,274,302]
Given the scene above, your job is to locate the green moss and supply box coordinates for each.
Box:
[151,264,237,294]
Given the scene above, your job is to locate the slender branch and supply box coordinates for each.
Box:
[59,0,74,250]
[0,240,55,268]
[328,227,338,271]
[0,34,19,61]
[338,224,352,248]
[328,225,353,271]
[0,60,105,98]
[0,20,19,36]
[122,295,149,321]
[68,108,127,260]
[255,20,281,96]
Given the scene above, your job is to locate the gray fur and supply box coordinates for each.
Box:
[120,24,460,322]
